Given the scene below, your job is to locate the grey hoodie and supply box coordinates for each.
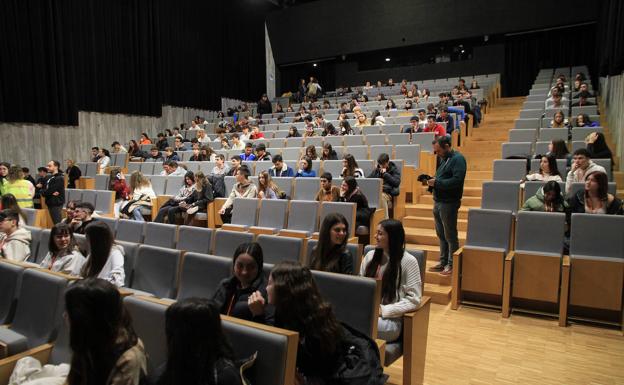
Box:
[1,227,32,262]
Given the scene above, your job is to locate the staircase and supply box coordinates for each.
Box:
[403,97,526,304]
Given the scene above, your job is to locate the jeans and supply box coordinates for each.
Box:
[131,208,145,221]
[377,317,403,343]
[48,205,63,225]
[433,200,461,267]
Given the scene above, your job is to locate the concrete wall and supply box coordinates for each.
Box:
[601,73,624,171]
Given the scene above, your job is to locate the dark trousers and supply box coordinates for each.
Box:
[48,205,63,225]
[433,200,461,267]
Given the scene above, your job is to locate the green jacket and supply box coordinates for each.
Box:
[433,150,467,203]
[521,187,568,212]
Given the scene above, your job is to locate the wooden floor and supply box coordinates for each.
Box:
[385,303,624,385]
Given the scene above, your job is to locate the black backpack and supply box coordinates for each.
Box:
[330,323,388,385]
[208,174,226,198]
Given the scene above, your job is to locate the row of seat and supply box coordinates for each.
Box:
[451,209,624,329]
[508,126,603,144]
[492,158,614,181]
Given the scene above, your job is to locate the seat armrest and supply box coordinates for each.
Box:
[0,343,54,385]
[375,339,386,361]
[402,296,431,385]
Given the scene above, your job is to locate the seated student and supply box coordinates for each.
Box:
[360,219,422,342]
[0,209,31,262]
[202,145,217,162]
[212,154,230,176]
[286,126,301,138]
[315,172,340,202]
[230,134,245,151]
[565,148,607,193]
[567,171,623,215]
[156,133,169,151]
[371,111,386,126]
[368,153,401,218]
[574,113,599,128]
[1,193,28,226]
[339,176,372,230]
[188,144,205,161]
[341,153,364,178]
[339,120,354,135]
[525,155,563,182]
[255,143,272,161]
[257,171,283,200]
[108,168,131,218]
[219,167,258,223]
[305,145,318,161]
[436,106,455,133]
[111,141,128,154]
[128,140,146,161]
[163,147,180,162]
[303,121,317,138]
[309,213,354,274]
[321,122,339,136]
[571,91,594,107]
[121,171,156,221]
[547,139,572,167]
[176,171,214,223]
[64,278,147,384]
[321,143,338,160]
[220,137,231,150]
[139,133,152,145]
[62,200,79,226]
[403,115,422,134]
[226,155,242,177]
[79,222,125,287]
[145,146,164,162]
[156,298,245,385]
[172,136,186,153]
[423,115,447,139]
[250,126,265,140]
[296,156,317,178]
[70,202,98,234]
[548,110,570,128]
[40,223,86,275]
[573,83,593,98]
[154,171,196,223]
[355,113,370,127]
[240,143,256,161]
[97,148,111,174]
[521,181,568,212]
[585,132,613,163]
[160,160,186,176]
[212,242,273,324]
[248,262,387,384]
[269,155,293,177]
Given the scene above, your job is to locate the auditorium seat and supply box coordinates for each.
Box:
[538,128,568,142]
[366,134,387,146]
[95,174,109,190]
[323,136,343,147]
[32,229,51,264]
[221,198,259,232]
[344,135,364,146]
[293,178,321,201]
[176,225,213,254]
[370,145,393,161]
[164,176,185,195]
[571,127,603,141]
[213,230,254,258]
[115,219,145,243]
[319,202,357,239]
[129,245,182,299]
[321,160,343,177]
[177,252,231,300]
[394,144,421,167]
[281,147,302,160]
[508,129,537,143]
[0,261,25,324]
[249,199,289,235]
[411,133,435,153]
[256,234,303,264]
[97,216,118,235]
[481,181,521,213]
[361,126,381,136]
[492,159,527,181]
[452,209,514,309]
[501,142,532,159]
[272,177,294,198]
[94,190,115,217]
[279,200,319,238]
[24,226,41,260]
[144,222,178,249]
[116,240,140,287]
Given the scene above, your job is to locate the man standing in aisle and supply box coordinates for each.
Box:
[42,160,65,225]
[427,136,466,276]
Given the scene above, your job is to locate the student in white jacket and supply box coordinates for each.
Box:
[77,221,125,287]
[40,223,85,275]
[360,219,422,343]
[0,209,31,262]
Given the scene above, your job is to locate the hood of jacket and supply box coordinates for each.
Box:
[5,227,32,244]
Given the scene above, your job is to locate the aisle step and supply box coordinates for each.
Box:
[405,204,470,219]
[403,216,469,231]
[425,260,452,285]
[424,283,452,305]
[404,227,466,247]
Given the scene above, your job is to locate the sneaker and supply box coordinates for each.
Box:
[440,265,453,276]
[428,263,445,272]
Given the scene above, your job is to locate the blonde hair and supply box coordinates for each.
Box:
[194,171,207,192]
[258,171,280,195]
[7,166,24,183]
[129,171,151,190]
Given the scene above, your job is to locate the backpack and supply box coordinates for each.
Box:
[208,174,226,198]
[330,323,388,385]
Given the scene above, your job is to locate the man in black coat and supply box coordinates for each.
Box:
[42,160,65,225]
[257,94,273,116]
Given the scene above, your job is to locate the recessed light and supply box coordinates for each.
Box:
[313,63,317,67]
[385,58,391,62]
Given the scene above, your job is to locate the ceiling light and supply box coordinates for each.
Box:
[313,63,317,67]
[385,58,391,62]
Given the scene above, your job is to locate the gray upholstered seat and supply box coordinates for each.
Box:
[251,199,288,233]
[256,234,303,264]
[570,214,624,260]
[24,226,41,260]
[254,161,273,176]
[293,178,321,201]
[97,216,119,235]
[226,198,259,231]
[394,144,420,167]
[127,162,141,174]
[357,178,383,208]
[116,240,140,287]
[282,200,319,236]
[515,211,565,255]
[0,269,68,356]
[538,128,568,142]
[0,262,25,324]
[65,189,83,206]
[344,135,364,146]
[411,133,435,152]
[321,160,343,178]
[94,190,115,215]
[177,253,232,300]
[508,129,537,142]
[361,126,381,136]
[319,202,356,237]
[81,190,97,206]
[493,159,527,181]
[164,176,185,195]
[115,219,145,243]
[130,245,182,299]
[149,175,167,195]
[213,230,254,258]
[571,127,603,141]
[144,222,178,249]
[482,181,521,214]
[95,174,109,190]
[281,147,302,161]
[501,142,532,159]
[366,135,387,146]
[347,145,369,160]
[34,229,51,264]
[370,145,393,160]
[176,226,213,254]
[323,136,343,147]
[465,209,514,254]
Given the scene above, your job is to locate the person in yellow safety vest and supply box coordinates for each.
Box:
[2,166,35,208]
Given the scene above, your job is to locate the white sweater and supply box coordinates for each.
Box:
[360,250,422,319]
[75,244,125,287]
[40,249,86,275]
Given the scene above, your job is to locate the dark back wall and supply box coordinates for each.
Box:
[266,0,598,66]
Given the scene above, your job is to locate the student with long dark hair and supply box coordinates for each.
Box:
[79,221,125,287]
[360,220,422,342]
[249,262,387,384]
[568,171,623,215]
[586,132,613,164]
[548,139,571,167]
[157,298,242,385]
[339,176,372,230]
[309,213,353,274]
[341,154,364,178]
[65,278,146,385]
[40,223,85,275]
[521,181,567,212]
[525,155,562,182]
[213,242,272,323]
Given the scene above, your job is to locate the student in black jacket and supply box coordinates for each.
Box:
[367,153,401,218]
[309,213,354,274]
[42,160,65,224]
[257,94,273,116]
[212,242,274,324]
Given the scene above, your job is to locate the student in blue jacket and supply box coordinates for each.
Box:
[296,156,317,177]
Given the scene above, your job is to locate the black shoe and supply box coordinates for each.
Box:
[428,263,445,272]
